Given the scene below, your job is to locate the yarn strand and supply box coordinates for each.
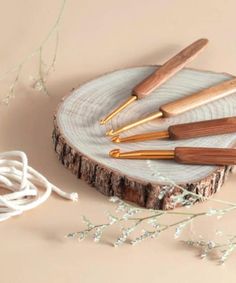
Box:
[0,151,78,221]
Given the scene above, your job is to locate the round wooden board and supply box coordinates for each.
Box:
[53,66,236,209]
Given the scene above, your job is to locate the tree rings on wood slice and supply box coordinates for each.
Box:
[53,66,236,209]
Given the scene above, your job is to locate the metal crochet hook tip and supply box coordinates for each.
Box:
[100,119,106,125]
[109,149,175,159]
[111,130,170,143]
[109,149,121,158]
[106,129,115,136]
[109,111,164,136]
[100,96,137,125]
[111,136,121,143]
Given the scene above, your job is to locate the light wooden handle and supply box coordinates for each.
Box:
[160,77,236,117]
[168,116,236,140]
[174,147,236,166]
[132,38,208,99]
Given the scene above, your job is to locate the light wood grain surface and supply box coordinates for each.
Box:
[161,77,236,116]
[55,66,236,209]
[1,1,236,282]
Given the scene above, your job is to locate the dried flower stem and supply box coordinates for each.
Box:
[67,196,233,245]
[68,164,236,264]
[1,0,66,103]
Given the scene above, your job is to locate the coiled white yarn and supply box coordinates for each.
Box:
[0,151,78,222]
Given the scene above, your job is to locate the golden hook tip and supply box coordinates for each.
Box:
[106,129,114,136]
[111,136,120,143]
[109,149,120,158]
[100,119,106,125]
[100,96,137,125]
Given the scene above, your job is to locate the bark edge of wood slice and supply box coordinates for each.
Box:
[52,66,236,210]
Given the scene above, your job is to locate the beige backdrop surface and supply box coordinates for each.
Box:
[1,0,236,282]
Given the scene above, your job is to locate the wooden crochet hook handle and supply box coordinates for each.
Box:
[160,77,236,117]
[132,38,208,99]
[174,147,236,165]
[168,116,236,140]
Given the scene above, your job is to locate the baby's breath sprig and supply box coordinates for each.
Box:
[183,234,236,264]
[67,166,236,264]
[1,0,65,104]
[66,196,208,247]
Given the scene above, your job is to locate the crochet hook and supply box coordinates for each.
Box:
[107,77,236,136]
[100,38,208,125]
[109,147,236,166]
[111,116,236,143]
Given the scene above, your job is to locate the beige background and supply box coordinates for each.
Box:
[1,0,236,282]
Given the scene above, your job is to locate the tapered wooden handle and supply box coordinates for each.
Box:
[168,116,236,140]
[132,38,208,99]
[160,77,236,117]
[174,147,236,165]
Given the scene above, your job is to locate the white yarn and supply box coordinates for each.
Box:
[0,151,78,222]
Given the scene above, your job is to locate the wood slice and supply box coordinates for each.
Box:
[52,66,236,210]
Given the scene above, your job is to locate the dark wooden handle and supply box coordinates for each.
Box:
[168,116,236,140]
[174,147,236,166]
[132,38,208,99]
